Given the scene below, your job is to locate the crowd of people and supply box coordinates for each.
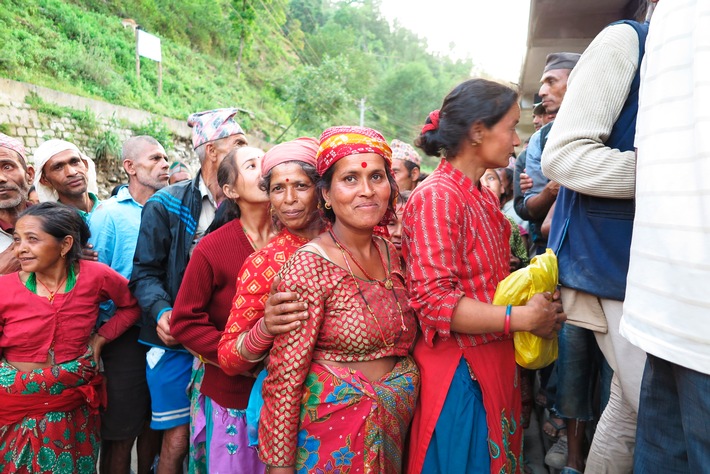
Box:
[0,1,708,473]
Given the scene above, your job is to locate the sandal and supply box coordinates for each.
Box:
[542,409,567,441]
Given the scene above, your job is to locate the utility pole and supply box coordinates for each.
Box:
[359,98,366,127]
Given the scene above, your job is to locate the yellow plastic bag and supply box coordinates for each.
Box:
[493,249,559,369]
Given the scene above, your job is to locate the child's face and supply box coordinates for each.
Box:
[480,169,503,199]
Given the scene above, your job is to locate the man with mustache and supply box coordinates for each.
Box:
[33,138,100,220]
[0,133,34,274]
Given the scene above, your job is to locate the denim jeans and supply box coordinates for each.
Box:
[634,354,710,473]
[554,322,612,421]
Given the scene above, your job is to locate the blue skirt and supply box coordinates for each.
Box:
[421,357,490,473]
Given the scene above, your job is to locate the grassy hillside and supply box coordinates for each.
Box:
[0,0,476,167]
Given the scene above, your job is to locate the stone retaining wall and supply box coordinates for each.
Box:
[0,78,271,198]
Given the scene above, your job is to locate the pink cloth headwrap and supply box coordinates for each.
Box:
[316,126,391,176]
[261,137,319,177]
[0,133,26,163]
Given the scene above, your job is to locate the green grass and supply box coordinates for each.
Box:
[1,0,291,140]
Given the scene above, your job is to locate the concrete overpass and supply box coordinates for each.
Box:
[517,0,645,138]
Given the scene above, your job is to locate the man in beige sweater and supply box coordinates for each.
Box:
[541,5,656,472]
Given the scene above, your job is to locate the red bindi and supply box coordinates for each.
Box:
[361,162,367,168]
[285,178,289,182]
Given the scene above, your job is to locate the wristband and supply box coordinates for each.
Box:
[504,305,512,336]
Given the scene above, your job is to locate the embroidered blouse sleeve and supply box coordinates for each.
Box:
[402,186,465,343]
[258,251,330,467]
[96,263,141,341]
[217,249,272,375]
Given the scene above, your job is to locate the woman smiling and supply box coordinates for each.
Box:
[258,127,419,474]
[0,202,140,473]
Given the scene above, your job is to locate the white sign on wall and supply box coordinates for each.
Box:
[137,29,162,62]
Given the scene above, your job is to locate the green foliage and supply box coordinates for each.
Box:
[25,92,66,118]
[92,123,122,164]
[0,123,11,135]
[25,92,98,134]
[2,0,479,144]
[130,118,174,150]
[286,55,352,132]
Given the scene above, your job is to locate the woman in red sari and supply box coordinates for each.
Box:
[258,126,419,474]
[0,202,140,473]
[402,79,565,474]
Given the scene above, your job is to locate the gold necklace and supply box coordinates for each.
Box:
[35,272,69,303]
[329,229,395,289]
[330,232,408,340]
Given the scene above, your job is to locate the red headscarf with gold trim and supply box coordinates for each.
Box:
[316,126,392,176]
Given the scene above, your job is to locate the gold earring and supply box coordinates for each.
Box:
[324,202,332,210]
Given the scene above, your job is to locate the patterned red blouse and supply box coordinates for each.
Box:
[258,239,417,467]
[217,228,309,375]
[401,158,511,347]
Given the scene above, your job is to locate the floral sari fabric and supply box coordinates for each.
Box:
[0,350,101,474]
[295,357,419,474]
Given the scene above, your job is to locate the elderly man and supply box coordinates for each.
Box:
[514,52,580,257]
[390,139,422,192]
[0,133,34,274]
[129,108,247,473]
[33,139,100,220]
[89,136,169,474]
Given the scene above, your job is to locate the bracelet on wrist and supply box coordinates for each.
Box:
[504,304,512,336]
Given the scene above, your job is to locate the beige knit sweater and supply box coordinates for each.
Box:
[541,24,639,199]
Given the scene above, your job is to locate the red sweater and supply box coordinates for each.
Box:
[0,260,140,363]
[171,219,256,409]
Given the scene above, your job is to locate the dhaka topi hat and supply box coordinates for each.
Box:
[316,126,391,176]
[261,137,319,177]
[390,139,421,167]
[168,161,190,178]
[543,52,581,73]
[187,107,245,150]
[0,133,26,164]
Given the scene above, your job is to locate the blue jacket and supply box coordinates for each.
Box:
[548,20,649,301]
[129,174,203,349]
